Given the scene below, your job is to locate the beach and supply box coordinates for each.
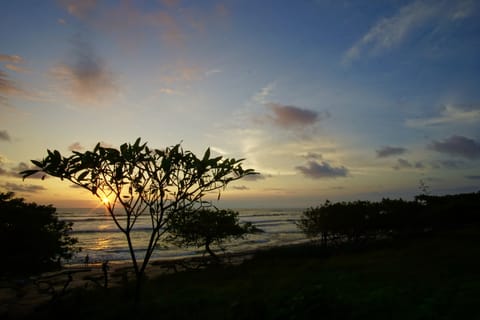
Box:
[0,246,260,318]
[2,226,480,319]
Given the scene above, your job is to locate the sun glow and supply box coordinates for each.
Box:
[101,196,110,205]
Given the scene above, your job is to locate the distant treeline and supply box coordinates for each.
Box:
[298,191,480,247]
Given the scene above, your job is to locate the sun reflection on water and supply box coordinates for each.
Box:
[94,237,111,251]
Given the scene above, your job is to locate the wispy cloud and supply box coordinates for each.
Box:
[58,0,98,19]
[466,175,480,180]
[302,152,323,160]
[393,158,424,170]
[406,104,480,127]
[58,1,228,47]
[0,54,23,63]
[343,0,476,65]
[159,63,203,84]
[0,161,46,179]
[253,82,276,104]
[243,173,270,181]
[2,182,46,193]
[68,142,84,151]
[376,146,407,158]
[232,185,249,190]
[0,69,29,106]
[429,135,480,159]
[431,159,463,169]
[296,160,348,179]
[11,162,47,179]
[52,36,118,106]
[0,70,23,95]
[0,130,11,141]
[266,103,328,129]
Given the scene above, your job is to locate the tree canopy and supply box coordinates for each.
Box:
[0,192,79,275]
[167,208,260,260]
[22,138,256,283]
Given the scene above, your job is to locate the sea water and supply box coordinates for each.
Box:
[58,208,308,265]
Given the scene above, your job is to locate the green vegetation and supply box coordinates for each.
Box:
[166,208,260,260]
[23,226,480,319]
[0,192,79,276]
[21,138,256,285]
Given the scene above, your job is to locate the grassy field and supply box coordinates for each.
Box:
[25,227,480,319]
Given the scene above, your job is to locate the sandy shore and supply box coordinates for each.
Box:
[0,252,256,318]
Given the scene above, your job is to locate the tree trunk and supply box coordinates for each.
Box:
[205,241,219,263]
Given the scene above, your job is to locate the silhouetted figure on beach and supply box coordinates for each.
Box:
[102,260,110,288]
[84,254,90,267]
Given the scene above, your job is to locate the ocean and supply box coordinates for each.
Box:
[58,208,309,265]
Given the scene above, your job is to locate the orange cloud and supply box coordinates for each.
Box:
[5,64,28,73]
[0,54,23,63]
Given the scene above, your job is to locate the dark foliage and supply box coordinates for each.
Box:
[298,191,480,246]
[167,208,260,259]
[21,138,256,286]
[0,192,79,275]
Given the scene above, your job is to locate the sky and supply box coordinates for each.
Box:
[1,0,479,208]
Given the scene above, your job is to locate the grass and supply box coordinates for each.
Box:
[25,227,480,319]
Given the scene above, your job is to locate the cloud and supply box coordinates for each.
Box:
[52,36,118,106]
[243,173,270,181]
[393,158,424,170]
[296,160,348,179]
[253,82,276,104]
[232,185,249,191]
[431,159,464,169]
[2,182,46,193]
[302,152,323,160]
[266,103,327,129]
[159,63,203,84]
[343,0,476,64]
[58,1,228,48]
[68,142,84,151]
[158,88,181,95]
[466,175,480,180]
[0,54,23,63]
[376,146,407,158]
[0,70,23,96]
[406,104,480,127]
[58,0,98,19]
[0,69,29,106]
[0,130,11,141]
[10,162,47,179]
[5,64,28,73]
[429,135,480,159]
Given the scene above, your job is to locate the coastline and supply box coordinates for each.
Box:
[0,257,225,318]
[0,240,311,318]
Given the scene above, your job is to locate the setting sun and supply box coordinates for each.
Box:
[101,196,110,205]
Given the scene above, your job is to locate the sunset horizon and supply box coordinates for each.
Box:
[1,0,479,209]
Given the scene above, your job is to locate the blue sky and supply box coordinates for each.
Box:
[1,0,479,208]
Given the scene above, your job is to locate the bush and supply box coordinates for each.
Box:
[298,191,480,247]
[0,192,79,275]
[167,208,260,260]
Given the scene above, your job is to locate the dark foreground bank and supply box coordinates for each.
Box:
[8,226,480,320]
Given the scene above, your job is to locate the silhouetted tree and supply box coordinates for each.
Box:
[22,138,256,291]
[167,208,259,261]
[298,192,480,247]
[0,192,79,275]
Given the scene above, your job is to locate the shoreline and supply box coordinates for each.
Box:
[0,239,306,318]
[0,239,313,318]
